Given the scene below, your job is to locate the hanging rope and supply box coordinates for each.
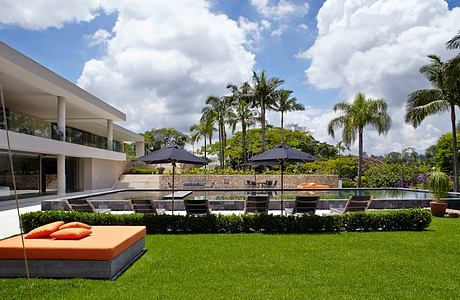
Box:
[0,82,33,299]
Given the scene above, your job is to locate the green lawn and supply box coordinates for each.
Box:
[2,218,460,299]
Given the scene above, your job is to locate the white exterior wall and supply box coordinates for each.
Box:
[82,158,124,190]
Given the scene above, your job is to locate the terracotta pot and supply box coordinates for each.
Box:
[430,201,448,217]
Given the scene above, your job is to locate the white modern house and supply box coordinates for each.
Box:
[0,42,144,199]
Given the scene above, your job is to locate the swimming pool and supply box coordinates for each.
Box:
[41,188,460,211]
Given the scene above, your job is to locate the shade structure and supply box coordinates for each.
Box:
[248,144,319,215]
[137,145,207,214]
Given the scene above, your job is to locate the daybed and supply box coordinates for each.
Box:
[0,226,146,280]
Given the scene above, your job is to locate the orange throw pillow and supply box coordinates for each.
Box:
[50,228,92,240]
[59,222,92,230]
[25,221,65,239]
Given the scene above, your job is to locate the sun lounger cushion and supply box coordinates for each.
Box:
[50,228,92,240]
[0,226,146,261]
[24,221,65,239]
[59,222,92,230]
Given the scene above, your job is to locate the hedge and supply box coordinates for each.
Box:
[20,209,431,234]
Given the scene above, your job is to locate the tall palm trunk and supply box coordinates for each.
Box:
[280,111,284,144]
[450,103,458,192]
[357,127,363,188]
[261,101,266,151]
[203,134,207,159]
[242,121,247,165]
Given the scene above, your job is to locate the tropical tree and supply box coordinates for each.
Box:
[252,70,284,151]
[447,30,460,49]
[405,54,460,191]
[270,89,305,144]
[190,120,213,158]
[201,95,235,169]
[328,93,392,188]
[227,82,258,164]
[142,128,189,153]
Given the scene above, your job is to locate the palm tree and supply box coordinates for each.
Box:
[270,89,305,144]
[190,121,209,159]
[201,95,234,169]
[252,70,284,151]
[328,93,391,188]
[405,54,460,191]
[447,30,460,49]
[227,82,258,165]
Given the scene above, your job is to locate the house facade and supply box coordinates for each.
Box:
[0,42,144,200]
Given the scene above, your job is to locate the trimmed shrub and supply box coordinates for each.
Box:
[21,209,431,234]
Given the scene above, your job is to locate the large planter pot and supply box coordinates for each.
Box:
[430,201,448,217]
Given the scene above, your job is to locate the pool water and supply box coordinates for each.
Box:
[85,188,442,201]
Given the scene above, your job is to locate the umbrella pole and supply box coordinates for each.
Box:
[172,162,175,215]
[281,162,284,216]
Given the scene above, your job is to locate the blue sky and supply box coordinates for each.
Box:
[1,0,460,154]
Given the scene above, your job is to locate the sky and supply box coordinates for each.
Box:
[0,0,460,155]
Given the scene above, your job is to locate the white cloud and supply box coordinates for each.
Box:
[238,17,271,50]
[76,0,255,133]
[250,0,309,20]
[270,25,288,37]
[299,0,460,154]
[86,29,112,47]
[0,0,102,30]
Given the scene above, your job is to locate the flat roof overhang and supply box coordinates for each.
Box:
[0,42,125,122]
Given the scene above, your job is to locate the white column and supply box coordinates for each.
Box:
[135,141,145,158]
[107,119,113,150]
[57,96,66,195]
[57,96,66,141]
[57,154,66,195]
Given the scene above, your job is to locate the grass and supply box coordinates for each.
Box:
[2,218,460,299]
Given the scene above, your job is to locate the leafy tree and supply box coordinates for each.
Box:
[252,70,284,151]
[328,92,391,188]
[142,128,189,153]
[124,143,136,159]
[270,89,305,144]
[363,162,430,188]
[405,54,460,191]
[431,132,460,175]
[207,127,336,168]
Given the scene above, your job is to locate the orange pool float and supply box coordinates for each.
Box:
[297,182,330,189]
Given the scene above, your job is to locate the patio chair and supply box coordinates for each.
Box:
[286,195,320,215]
[244,195,269,214]
[66,199,111,213]
[183,199,212,215]
[272,180,278,188]
[330,195,372,214]
[130,199,165,215]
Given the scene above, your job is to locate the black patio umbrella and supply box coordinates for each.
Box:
[248,144,319,215]
[137,145,207,214]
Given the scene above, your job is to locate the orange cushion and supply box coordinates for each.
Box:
[24,221,65,239]
[50,228,92,240]
[59,222,92,230]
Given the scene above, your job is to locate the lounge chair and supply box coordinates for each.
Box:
[130,199,165,215]
[244,195,269,214]
[66,199,110,213]
[183,199,211,215]
[286,196,320,215]
[330,195,372,214]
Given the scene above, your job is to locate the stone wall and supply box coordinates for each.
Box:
[158,174,338,189]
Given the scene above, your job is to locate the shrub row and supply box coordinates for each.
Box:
[21,209,431,234]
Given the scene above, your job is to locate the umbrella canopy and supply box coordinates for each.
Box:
[137,145,207,214]
[248,144,319,215]
[248,144,318,163]
[138,145,208,165]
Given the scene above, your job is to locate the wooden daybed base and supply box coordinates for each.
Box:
[0,226,146,280]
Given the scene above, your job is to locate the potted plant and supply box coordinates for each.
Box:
[428,170,451,217]
[156,167,165,174]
